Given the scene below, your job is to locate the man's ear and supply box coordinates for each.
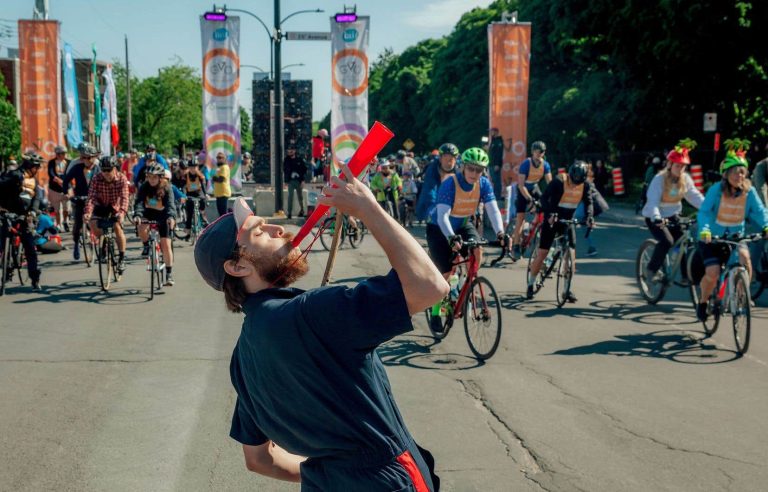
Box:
[223,258,253,278]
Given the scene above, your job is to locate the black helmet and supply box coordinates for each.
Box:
[569,160,588,185]
[438,143,459,157]
[531,141,547,153]
[99,155,118,170]
[22,152,43,169]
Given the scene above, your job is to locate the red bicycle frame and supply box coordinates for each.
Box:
[520,206,544,251]
[449,245,483,320]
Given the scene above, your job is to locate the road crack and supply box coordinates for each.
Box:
[458,379,552,491]
[514,359,761,468]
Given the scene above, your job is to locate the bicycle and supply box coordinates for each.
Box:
[70,196,94,267]
[424,238,503,360]
[0,211,28,295]
[506,199,544,265]
[317,214,367,250]
[94,216,122,291]
[398,196,415,228]
[749,239,767,300]
[142,220,167,300]
[697,233,762,355]
[635,217,699,308]
[174,196,206,245]
[526,217,581,307]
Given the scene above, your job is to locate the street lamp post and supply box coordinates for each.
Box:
[209,3,322,214]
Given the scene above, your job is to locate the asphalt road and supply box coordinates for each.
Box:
[1,211,767,491]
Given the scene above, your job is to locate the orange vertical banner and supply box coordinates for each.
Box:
[488,21,531,184]
[18,20,61,176]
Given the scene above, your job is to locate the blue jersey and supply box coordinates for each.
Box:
[517,158,551,191]
[429,172,495,229]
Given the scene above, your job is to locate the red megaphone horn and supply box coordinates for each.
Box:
[292,121,394,247]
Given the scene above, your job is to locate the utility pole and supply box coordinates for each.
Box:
[273,0,284,214]
[125,35,133,150]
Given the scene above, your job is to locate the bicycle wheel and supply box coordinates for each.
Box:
[685,247,701,310]
[0,236,10,296]
[525,228,541,288]
[81,225,93,267]
[110,241,121,283]
[97,236,111,291]
[13,243,26,286]
[318,217,342,251]
[556,249,573,308]
[702,292,720,337]
[635,239,668,304]
[348,219,365,248]
[732,269,751,355]
[424,302,453,340]
[190,210,202,246]
[463,276,502,360]
[149,241,156,300]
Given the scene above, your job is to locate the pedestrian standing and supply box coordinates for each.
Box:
[283,144,307,218]
[193,160,447,490]
[488,127,511,198]
[593,159,611,196]
[753,144,768,207]
[46,145,70,231]
[212,152,231,216]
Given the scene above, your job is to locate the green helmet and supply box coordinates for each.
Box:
[461,147,489,167]
[720,137,750,174]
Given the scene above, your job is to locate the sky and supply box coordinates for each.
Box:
[1,0,493,121]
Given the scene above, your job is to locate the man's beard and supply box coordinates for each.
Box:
[241,232,309,287]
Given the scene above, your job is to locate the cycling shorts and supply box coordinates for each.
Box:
[515,185,540,214]
[698,241,747,268]
[426,222,480,274]
[141,210,171,238]
[539,220,575,251]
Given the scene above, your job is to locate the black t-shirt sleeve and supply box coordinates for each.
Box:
[229,396,269,446]
[301,269,414,350]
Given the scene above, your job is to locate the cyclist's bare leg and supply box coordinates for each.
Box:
[137,224,149,242]
[89,220,102,243]
[699,264,721,301]
[512,212,526,249]
[160,237,173,267]
[738,247,752,280]
[529,248,549,280]
[115,223,126,254]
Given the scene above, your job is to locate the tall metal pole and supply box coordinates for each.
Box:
[273,0,284,213]
[125,35,133,150]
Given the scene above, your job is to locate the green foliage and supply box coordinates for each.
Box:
[0,70,21,164]
[113,59,202,154]
[240,106,252,152]
[364,0,767,165]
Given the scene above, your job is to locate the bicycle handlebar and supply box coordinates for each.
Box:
[709,233,763,245]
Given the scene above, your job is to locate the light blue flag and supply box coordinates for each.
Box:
[63,43,83,147]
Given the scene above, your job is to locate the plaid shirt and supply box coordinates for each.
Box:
[84,172,130,217]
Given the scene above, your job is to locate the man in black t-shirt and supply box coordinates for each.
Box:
[282,144,308,218]
[47,145,71,231]
[194,162,448,490]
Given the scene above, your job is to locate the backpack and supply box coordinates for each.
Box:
[0,169,25,214]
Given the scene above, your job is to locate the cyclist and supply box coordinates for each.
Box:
[696,140,768,322]
[526,161,594,301]
[132,144,169,188]
[399,171,419,227]
[63,147,101,261]
[427,147,505,332]
[640,139,704,284]
[83,156,130,274]
[370,160,402,220]
[511,141,553,259]
[133,165,176,286]
[182,160,209,236]
[0,153,44,290]
[415,143,459,222]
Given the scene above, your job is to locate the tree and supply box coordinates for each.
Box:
[0,70,21,167]
[113,59,202,154]
[240,106,252,153]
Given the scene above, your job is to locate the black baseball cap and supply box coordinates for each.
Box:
[194,198,253,291]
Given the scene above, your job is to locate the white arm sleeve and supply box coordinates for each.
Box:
[484,199,504,235]
[642,175,663,220]
[684,174,704,209]
[435,203,455,238]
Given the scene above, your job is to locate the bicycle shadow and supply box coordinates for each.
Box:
[11,280,148,305]
[379,332,484,371]
[549,329,740,364]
